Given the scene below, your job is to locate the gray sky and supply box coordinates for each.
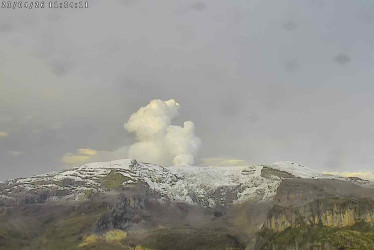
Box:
[1,0,374,180]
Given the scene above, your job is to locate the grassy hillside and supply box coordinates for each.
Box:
[0,201,107,250]
[256,223,374,250]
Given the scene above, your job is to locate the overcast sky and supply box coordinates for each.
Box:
[1,0,374,180]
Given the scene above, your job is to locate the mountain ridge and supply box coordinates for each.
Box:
[1,159,374,249]
[1,159,371,207]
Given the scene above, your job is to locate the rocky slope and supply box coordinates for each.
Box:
[265,197,374,231]
[0,159,373,250]
[264,178,374,230]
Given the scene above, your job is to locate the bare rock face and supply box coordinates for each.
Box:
[265,198,374,231]
[95,193,148,231]
[263,178,374,232]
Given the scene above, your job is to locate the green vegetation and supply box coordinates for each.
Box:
[1,199,373,250]
[257,223,374,250]
[348,221,374,232]
[0,202,108,250]
[101,171,129,190]
[31,209,104,249]
[84,189,94,199]
[135,228,243,250]
[327,230,374,249]
[79,230,129,249]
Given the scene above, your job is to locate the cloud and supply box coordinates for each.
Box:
[191,2,207,11]
[61,148,98,165]
[0,117,13,123]
[202,157,250,167]
[61,147,129,167]
[61,153,90,165]
[9,151,21,157]
[78,148,98,156]
[0,131,8,137]
[334,53,351,65]
[60,99,200,168]
[282,21,298,31]
[125,99,201,166]
[90,147,129,163]
[0,23,12,33]
[283,60,300,72]
[61,154,90,165]
[324,171,374,182]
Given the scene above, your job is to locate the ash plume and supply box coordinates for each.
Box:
[125,99,201,166]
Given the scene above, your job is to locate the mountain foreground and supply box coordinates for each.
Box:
[1,159,374,249]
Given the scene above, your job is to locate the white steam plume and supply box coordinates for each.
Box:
[125,99,201,166]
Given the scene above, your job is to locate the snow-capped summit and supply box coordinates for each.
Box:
[0,159,370,207]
